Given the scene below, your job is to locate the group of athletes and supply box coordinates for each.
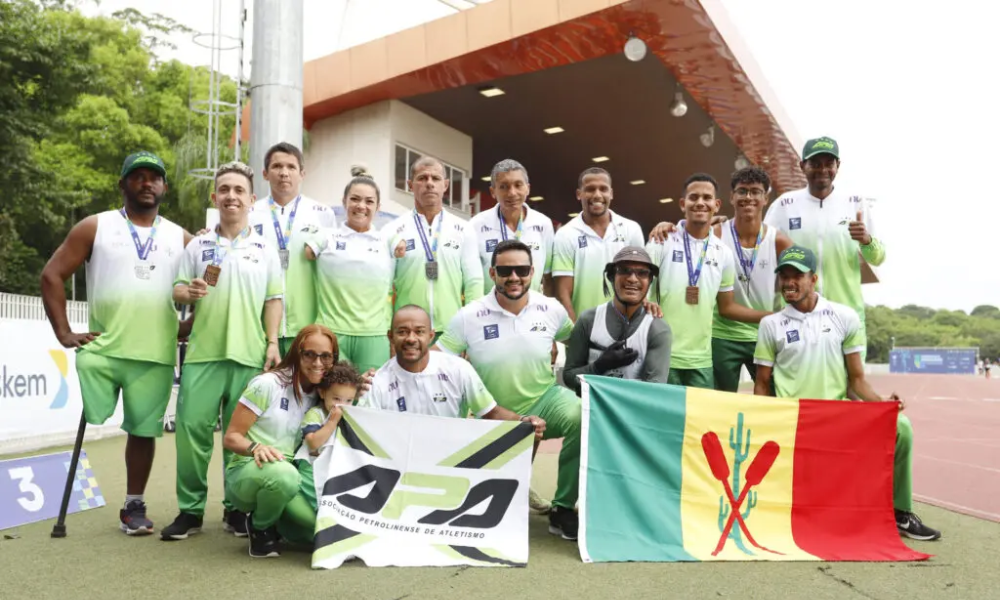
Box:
[38,135,940,560]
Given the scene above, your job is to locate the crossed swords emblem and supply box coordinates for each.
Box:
[700,432,784,557]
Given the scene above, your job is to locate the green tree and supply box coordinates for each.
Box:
[971,305,1000,319]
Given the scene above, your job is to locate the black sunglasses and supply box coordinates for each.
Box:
[495,265,531,277]
[615,266,652,279]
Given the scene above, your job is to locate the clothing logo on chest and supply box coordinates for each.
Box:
[786,330,800,343]
[529,322,548,332]
[201,249,215,262]
[480,225,492,233]
[241,254,259,264]
[443,239,460,250]
[199,239,214,246]
[534,304,549,313]
[476,308,491,318]
[672,250,684,263]
[531,225,543,233]
[254,224,264,235]
[578,236,588,249]
[396,397,407,412]
[486,239,498,253]
[280,397,289,411]
[405,239,416,252]
[388,381,399,392]
[336,241,347,251]
[432,392,448,403]
[613,234,626,243]
[789,217,802,230]
[437,372,450,383]
[527,242,541,251]
[483,324,500,340]
[300,225,319,234]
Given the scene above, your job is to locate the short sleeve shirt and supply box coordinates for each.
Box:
[358,352,497,418]
[463,205,555,295]
[232,371,316,465]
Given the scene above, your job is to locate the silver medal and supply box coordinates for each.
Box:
[279,248,290,270]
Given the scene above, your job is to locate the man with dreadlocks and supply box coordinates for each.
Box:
[563,247,672,394]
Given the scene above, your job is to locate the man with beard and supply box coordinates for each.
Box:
[646,174,771,389]
[464,159,555,295]
[562,247,672,393]
[552,168,644,321]
[41,152,190,535]
[360,305,545,435]
[437,240,582,541]
[249,142,337,356]
[754,246,940,541]
[763,137,885,358]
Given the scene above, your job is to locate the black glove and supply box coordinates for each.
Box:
[593,339,639,374]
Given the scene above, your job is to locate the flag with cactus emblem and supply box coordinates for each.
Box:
[577,376,930,562]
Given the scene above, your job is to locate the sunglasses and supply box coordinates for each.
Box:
[495,265,531,277]
[615,266,652,279]
[301,350,335,365]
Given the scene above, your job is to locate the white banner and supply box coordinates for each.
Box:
[312,407,534,569]
[0,320,124,454]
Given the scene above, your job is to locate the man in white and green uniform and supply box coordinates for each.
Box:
[163,162,284,541]
[553,168,644,320]
[383,156,483,340]
[437,240,580,541]
[41,151,188,535]
[764,137,885,359]
[754,245,940,542]
[463,159,555,295]
[646,174,769,389]
[249,142,336,356]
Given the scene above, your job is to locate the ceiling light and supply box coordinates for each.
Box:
[670,91,688,118]
[624,34,647,62]
[568,212,580,217]
[659,197,674,204]
[543,126,564,134]
[480,176,491,182]
[592,156,609,163]
[529,196,543,201]
[630,180,646,185]
[478,86,505,98]
[700,125,715,148]
[734,156,751,170]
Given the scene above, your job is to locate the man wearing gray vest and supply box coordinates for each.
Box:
[563,247,672,394]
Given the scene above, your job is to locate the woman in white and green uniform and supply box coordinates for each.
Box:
[223,324,337,558]
[306,167,393,373]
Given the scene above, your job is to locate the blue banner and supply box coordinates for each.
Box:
[889,348,977,374]
[0,450,105,531]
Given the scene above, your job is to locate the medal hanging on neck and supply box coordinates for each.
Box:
[120,208,161,281]
[269,196,300,270]
[683,227,709,305]
[731,221,762,294]
[498,206,525,241]
[414,210,443,280]
[204,227,250,286]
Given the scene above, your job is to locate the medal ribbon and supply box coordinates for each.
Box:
[119,208,160,261]
[413,210,443,263]
[683,227,710,287]
[731,221,763,286]
[498,206,525,241]
[212,226,251,267]
[268,196,300,250]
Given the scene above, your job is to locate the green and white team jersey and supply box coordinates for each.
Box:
[232,371,317,466]
[249,196,337,338]
[437,291,573,415]
[551,211,644,317]
[84,209,185,365]
[463,205,555,295]
[754,295,866,400]
[382,210,483,333]
[646,226,735,370]
[764,187,884,323]
[358,352,497,418]
[175,227,283,368]
[712,224,779,343]
[308,224,393,336]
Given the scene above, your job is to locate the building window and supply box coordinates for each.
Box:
[394,143,469,213]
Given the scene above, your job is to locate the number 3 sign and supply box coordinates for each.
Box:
[0,451,106,531]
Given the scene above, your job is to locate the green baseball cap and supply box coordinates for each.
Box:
[775,245,817,274]
[121,151,167,180]
[802,137,839,161]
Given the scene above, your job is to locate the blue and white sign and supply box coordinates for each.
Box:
[889,348,977,374]
[0,450,105,531]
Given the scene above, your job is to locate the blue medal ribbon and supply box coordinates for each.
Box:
[683,227,710,287]
[268,196,300,250]
[498,206,525,241]
[119,208,160,261]
[212,226,251,267]
[413,210,443,263]
[731,221,762,285]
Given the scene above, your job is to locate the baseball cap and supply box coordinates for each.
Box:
[121,151,167,180]
[802,137,839,161]
[775,246,817,273]
[608,246,659,277]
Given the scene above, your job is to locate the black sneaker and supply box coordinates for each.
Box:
[223,509,249,537]
[896,510,941,541]
[160,512,203,541]
[119,500,154,536]
[548,506,578,541]
[246,513,280,558]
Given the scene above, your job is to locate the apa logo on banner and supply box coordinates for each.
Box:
[311,407,534,569]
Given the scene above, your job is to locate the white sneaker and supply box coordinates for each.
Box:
[529,488,552,514]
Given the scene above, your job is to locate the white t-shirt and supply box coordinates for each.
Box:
[234,371,317,464]
[712,223,779,343]
[463,204,555,295]
[358,352,497,418]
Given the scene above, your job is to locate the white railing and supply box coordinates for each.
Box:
[0,292,88,325]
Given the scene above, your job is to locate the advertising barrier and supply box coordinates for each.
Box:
[889,347,977,374]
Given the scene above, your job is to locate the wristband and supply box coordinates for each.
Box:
[267,340,278,346]
[247,442,260,455]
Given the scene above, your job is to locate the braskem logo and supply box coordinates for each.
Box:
[0,350,68,409]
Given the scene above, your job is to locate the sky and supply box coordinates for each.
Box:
[83,0,1000,312]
